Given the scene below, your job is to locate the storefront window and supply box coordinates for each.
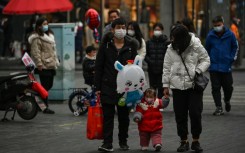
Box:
[185,0,208,40]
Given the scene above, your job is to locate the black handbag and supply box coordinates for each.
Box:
[180,55,209,92]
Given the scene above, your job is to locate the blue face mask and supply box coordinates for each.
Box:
[42,25,48,32]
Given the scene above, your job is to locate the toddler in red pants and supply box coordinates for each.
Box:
[133,88,169,151]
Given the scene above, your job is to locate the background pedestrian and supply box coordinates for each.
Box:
[145,22,169,99]
[82,45,96,86]
[206,15,238,116]
[28,17,60,114]
[127,21,146,59]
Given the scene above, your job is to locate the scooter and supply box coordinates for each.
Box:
[0,64,47,121]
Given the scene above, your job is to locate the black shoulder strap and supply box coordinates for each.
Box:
[180,55,193,81]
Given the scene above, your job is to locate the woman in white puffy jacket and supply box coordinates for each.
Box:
[162,24,210,153]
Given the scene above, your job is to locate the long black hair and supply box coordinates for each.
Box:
[127,21,144,48]
[181,17,196,33]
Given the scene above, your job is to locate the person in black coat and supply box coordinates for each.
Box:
[95,17,138,152]
[82,45,96,86]
[145,22,169,98]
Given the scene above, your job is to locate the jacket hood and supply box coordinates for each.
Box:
[189,33,202,47]
[28,33,55,45]
[169,33,201,52]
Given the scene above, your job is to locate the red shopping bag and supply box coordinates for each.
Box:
[86,96,103,140]
[32,81,48,99]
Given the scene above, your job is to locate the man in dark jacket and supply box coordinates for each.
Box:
[206,16,238,116]
[95,17,138,152]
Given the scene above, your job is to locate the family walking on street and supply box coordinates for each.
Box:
[90,11,240,152]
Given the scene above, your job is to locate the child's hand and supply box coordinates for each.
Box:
[84,100,90,107]
[133,112,142,122]
[163,88,169,98]
[134,117,140,123]
[162,97,170,109]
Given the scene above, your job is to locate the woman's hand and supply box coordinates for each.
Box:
[96,91,101,97]
[37,65,43,71]
[163,87,170,98]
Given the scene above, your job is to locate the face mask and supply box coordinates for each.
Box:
[153,30,162,37]
[127,30,135,37]
[213,25,223,32]
[114,29,126,39]
[146,98,154,104]
[42,25,49,32]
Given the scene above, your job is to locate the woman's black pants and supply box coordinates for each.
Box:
[172,89,203,140]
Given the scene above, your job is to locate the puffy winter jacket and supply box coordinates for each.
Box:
[82,55,96,85]
[28,33,59,69]
[145,35,169,74]
[135,98,163,132]
[162,33,210,90]
[205,27,238,72]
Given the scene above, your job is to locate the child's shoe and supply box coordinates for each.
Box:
[154,144,162,152]
[141,146,148,151]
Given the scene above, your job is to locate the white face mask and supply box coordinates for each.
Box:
[146,98,154,104]
[153,30,163,37]
[127,30,135,37]
[213,25,223,32]
[114,29,126,39]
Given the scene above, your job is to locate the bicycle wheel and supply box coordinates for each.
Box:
[68,91,89,116]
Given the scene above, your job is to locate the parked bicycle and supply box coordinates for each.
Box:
[68,85,96,116]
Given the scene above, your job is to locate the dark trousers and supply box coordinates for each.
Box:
[148,72,163,98]
[39,74,54,106]
[101,103,130,144]
[209,72,233,107]
[172,89,203,140]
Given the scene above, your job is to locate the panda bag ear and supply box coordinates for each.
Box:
[134,55,142,68]
[114,61,124,72]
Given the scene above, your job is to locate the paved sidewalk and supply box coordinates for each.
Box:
[0,101,245,153]
[1,58,245,153]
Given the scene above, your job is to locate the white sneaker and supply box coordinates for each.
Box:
[154,144,162,151]
[141,146,148,151]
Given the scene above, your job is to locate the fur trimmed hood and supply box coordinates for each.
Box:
[28,32,59,69]
[28,33,55,46]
